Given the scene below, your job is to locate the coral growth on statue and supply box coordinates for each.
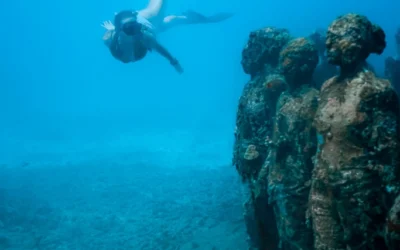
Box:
[234,12,400,250]
[310,13,400,250]
[241,27,291,77]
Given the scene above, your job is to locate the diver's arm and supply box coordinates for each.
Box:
[101,20,115,31]
[151,39,183,73]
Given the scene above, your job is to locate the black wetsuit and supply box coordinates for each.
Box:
[109,10,148,63]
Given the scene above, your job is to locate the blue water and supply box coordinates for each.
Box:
[0,0,399,249]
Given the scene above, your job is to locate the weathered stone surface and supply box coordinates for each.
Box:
[309,13,400,250]
[235,27,292,249]
[235,31,322,250]
[233,69,285,249]
[235,14,400,250]
[279,37,319,87]
[266,37,319,250]
[241,27,291,77]
[325,13,386,72]
[311,71,400,249]
[233,70,287,182]
[267,86,318,250]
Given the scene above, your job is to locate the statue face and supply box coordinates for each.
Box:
[325,14,386,69]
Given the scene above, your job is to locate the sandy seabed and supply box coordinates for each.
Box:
[0,130,248,250]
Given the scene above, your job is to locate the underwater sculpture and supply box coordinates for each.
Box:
[266,37,319,250]
[310,13,400,249]
[233,27,291,249]
[384,27,400,95]
[234,12,400,250]
[241,27,292,78]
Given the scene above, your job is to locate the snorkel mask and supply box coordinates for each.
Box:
[114,10,143,36]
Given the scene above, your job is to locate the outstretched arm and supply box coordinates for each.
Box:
[144,35,183,73]
[154,41,183,73]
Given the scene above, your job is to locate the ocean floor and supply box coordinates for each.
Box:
[0,130,248,250]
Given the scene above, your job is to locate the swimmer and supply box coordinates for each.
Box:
[101,0,234,73]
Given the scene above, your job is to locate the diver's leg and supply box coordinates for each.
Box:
[158,15,187,32]
[138,0,166,25]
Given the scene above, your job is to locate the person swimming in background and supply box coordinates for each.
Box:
[101,0,234,74]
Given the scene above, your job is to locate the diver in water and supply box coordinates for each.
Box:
[101,0,234,73]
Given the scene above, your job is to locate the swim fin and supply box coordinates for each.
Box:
[183,10,234,24]
[206,12,235,23]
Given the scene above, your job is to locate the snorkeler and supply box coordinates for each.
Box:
[101,0,234,73]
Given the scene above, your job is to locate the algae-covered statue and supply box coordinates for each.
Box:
[309,13,400,249]
[233,27,291,250]
[241,27,292,79]
[267,37,319,250]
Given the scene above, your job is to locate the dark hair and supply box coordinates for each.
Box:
[114,10,136,30]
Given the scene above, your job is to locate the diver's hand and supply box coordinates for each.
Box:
[171,58,183,74]
[101,20,115,31]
